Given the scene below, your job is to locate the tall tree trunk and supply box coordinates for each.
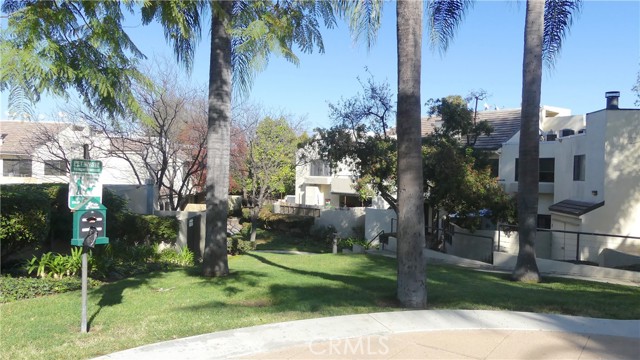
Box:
[513,0,542,282]
[202,0,231,277]
[396,0,427,308]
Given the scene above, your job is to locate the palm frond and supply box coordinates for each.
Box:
[427,0,473,54]
[333,0,383,49]
[230,0,337,97]
[543,0,582,68]
[140,0,204,72]
[7,85,36,120]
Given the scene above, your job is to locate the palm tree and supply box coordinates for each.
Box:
[395,0,426,308]
[339,0,471,308]
[140,1,337,276]
[202,0,233,276]
[513,0,581,282]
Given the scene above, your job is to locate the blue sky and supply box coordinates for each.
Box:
[2,1,639,131]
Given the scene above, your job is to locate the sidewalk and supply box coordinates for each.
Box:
[96,310,640,360]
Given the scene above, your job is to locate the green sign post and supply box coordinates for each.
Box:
[69,156,108,333]
[69,159,103,210]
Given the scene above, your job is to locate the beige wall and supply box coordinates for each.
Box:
[364,208,396,242]
[314,207,366,238]
[578,110,640,260]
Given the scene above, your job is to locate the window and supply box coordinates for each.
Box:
[44,160,67,176]
[515,158,555,182]
[3,159,32,177]
[488,159,499,178]
[539,158,555,182]
[310,160,331,176]
[537,214,551,229]
[573,155,585,181]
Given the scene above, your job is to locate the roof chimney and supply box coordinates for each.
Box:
[605,91,620,110]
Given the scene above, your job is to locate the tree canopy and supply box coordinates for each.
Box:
[0,0,149,118]
[309,75,514,228]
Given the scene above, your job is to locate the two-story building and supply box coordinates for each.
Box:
[499,92,640,262]
[0,120,179,212]
[294,92,639,263]
[294,145,370,209]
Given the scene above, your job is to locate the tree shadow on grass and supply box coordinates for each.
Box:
[87,273,163,330]
[426,265,640,319]
[175,253,400,315]
[245,253,399,306]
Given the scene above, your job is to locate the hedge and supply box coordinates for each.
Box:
[0,184,178,264]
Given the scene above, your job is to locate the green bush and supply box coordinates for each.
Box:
[311,225,337,243]
[337,237,369,251]
[25,247,84,279]
[109,213,179,245]
[259,211,315,234]
[0,275,101,303]
[158,247,195,267]
[0,184,52,261]
[227,237,254,255]
[45,184,73,249]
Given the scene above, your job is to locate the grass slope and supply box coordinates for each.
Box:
[1,253,638,359]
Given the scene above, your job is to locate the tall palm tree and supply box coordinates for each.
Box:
[141,1,337,276]
[395,0,426,308]
[513,0,581,282]
[339,0,471,308]
[514,0,544,282]
[202,0,233,276]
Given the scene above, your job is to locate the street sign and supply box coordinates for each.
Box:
[69,159,103,210]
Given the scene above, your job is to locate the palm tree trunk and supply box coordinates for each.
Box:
[396,0,427,308]
[202,0,231,277]
[513,0,543,282]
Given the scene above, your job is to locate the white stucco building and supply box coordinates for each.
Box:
[0,120,143,185]
[294,149,366,209]
[498,92,640,262]
[0,120,196,212]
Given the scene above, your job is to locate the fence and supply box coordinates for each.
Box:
[277,204,321,217]
[497,224,640,263]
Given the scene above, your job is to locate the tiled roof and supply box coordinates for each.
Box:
[549,199,605,217]
[421,108,522,150]
[0,120,69,156]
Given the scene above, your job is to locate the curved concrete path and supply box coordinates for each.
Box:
[96,310,639,360]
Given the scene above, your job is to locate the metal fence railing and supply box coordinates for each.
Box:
[497,224,640,262]
[277,204,321,217]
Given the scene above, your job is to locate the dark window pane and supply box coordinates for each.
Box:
[573,155,585,181]
[514,158,555,182]
[537,214,551,229]
[44,160,66,176]
[539,158,555,182]
[3,159,32,177]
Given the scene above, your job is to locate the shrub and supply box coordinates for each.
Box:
[158,247,195,267]
[0,185,51,261]
[337,237,369,251]
[0,275,101,303]
[311,225,337,243]
[227,237,253,255]
[109,213,179,245]
[259,211,314,234]
[25,247,84,279]
[241,207,252,221]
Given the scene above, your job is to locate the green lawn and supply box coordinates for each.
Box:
[1,252,638,360]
